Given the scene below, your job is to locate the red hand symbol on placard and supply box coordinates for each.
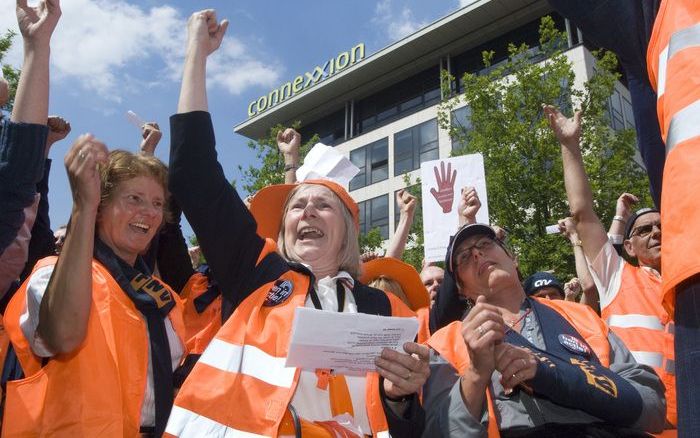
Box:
[430,161,457,214]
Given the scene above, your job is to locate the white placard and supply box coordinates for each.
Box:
[421,154,489,263]
[286,307,419,376]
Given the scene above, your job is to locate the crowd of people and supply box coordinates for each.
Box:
[0,0,697,437]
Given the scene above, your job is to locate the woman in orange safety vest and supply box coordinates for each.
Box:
[164,10,430,438]
[3,147,186,437]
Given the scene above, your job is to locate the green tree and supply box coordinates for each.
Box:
[1,30,20,112]
[359,227,383,254]
[438,16,650,280]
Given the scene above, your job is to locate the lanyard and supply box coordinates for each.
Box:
[309,279,346,312]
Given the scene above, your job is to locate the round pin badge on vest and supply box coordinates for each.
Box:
[263,279,294,306]
[558,334,591,358]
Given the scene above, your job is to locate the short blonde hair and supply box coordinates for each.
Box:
[277,184,361,278]
[369,276,410,308]
[99,150,171,223]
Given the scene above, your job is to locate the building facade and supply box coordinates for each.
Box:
[234,0,635,242]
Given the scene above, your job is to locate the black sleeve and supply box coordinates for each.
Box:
[0,120,48,254]
[380,377,425,437]
[429,236,468,334]
[21,158,56,281]
[169,111,265,311]
[155,198,194,293]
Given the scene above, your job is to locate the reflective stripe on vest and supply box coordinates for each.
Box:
[199,338,296,389]
[166,406,269,437]
[606,314,665,331]
[657,22,700,97]
[630,351,664,369]
[666,98,700,154]
[168,240,398,437]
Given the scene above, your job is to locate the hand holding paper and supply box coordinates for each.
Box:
[286,307,419,375]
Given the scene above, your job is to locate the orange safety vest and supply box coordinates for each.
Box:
[647,0,700,315]
[180,271,221,355]
[2,256,186,437]
[416,307,430,344]
[0,318,9,403]
[426,298,612,438]
[165,239,416,438]
[602,262,676,426]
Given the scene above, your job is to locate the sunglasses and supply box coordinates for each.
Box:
[630,221,661,238]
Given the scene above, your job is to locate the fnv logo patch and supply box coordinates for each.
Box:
[263,280,293,306]
[558,334,591,357]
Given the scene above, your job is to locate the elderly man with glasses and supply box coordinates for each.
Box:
[545,104,676,432]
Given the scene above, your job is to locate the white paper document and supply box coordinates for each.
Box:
[285,307,419,375]
[295,143,360,186]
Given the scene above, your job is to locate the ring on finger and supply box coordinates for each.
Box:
[78,150,87,160]
[512,372,518,380]
[477,325,485,338]
[405,371,412,381]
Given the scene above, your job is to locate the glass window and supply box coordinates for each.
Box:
[353,66,440,136]
[451,106,472,151]
[622,96,635,129]
[370,140,388,184]
[359,194,390,239]
[393,119,439,176]
[299,108,346,146]
[608,89,626,131]
[349,138,388,190]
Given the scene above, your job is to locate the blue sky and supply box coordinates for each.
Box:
[1,0,470,239]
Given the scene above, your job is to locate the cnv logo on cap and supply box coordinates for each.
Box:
[558,334,591,357]
[264,280,293,306]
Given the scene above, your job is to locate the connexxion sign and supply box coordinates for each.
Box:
[247,43,366,118]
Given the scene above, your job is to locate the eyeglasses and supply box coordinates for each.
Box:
[454,238,496,268]
[630,221,661,238]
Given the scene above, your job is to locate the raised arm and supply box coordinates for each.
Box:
[177,10,228,114]
[21,116,72,279]
[170,10,264,310]
[38,135,108,354]
[385,189,417,259]
[138,122,163,156]
[608,193,638,241]
[558,217,599,313]
[544,105,608,262]
[276,128,300,184]
[11,0,61,124]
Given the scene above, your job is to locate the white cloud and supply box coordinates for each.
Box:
[373,0,428,42]
[0,0,281,102]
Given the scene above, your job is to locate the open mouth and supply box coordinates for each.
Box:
[298,226,324,241]
[129,222,151,234]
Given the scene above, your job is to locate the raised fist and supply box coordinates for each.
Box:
[46,115,71,149]
[139,122,162,156]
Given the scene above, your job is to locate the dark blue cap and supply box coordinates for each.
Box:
[523,272,564,297]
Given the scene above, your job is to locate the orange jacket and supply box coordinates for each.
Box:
[603,263,675,426]
[165,239,416,438]
[647,0,700,314]
[180,270,222,355]
[427,298,612,437]
[2,256,186,437]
